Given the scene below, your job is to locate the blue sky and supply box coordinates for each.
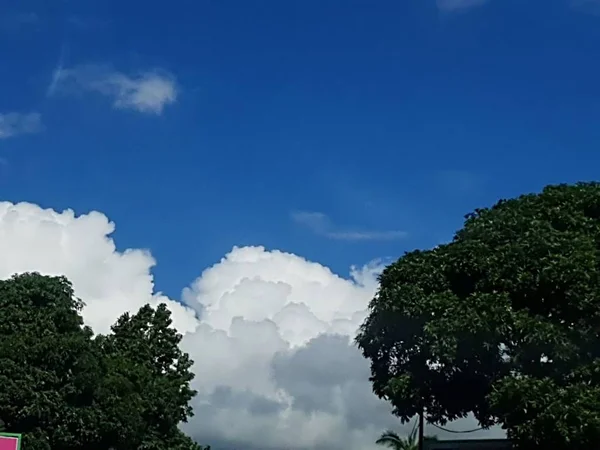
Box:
[2,0,600,299]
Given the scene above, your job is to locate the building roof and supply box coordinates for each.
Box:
[424,438,511,450]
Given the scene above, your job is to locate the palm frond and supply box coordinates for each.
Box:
[375,430,405,449]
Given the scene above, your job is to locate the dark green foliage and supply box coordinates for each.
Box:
[356,183,600,449]
[96,304,197,450]
[0,273,100,450]
[0,273,205,450]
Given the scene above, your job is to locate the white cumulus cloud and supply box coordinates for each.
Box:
[50,64,178,115]
[0,112,42,139]
[179,247,398,450]
[0,201,502,450]
[0,202,196,334]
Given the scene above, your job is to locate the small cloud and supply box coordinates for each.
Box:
[0,12,39,32]
[50,64,179,115]
[571,0,600,15]
[0,113,43,139]
[326,230,407,240]
[436,169,483,194]
[437,0,488,12]
[46,43,68,97]
[66,16,111,31]
[291,211,407,241]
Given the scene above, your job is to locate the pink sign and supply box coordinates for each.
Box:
[0,434,21,450]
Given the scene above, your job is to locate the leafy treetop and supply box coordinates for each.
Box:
[356,182,600,449]
[0,272,207,450]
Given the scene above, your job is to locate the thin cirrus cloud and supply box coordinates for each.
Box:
[436,0,489,11]
[48,64,179,115]
[572,0,600,14]
[291,211,407,241]
[0,12,38,32]
[436,169,483,194]
[0,112,43,139]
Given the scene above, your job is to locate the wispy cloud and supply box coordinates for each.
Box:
[0,12,38,32]
[437,0,488,12]
[48,64,179,115]
[66,16,112,31]
[436,169,483,194]
[0,113,43,139]
[571,0,600,15]
[291,211,407,241]
[46,43,68,97]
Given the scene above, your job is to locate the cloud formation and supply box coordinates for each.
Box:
[0,202,197,334]
[0,112,42,139]
[436,169,483,194]
[0,202,502,449]
[291,211,407,241]
[0,12,38,32]
[437,0,488,11]
[571,0,600,15]
[50,64,178,115]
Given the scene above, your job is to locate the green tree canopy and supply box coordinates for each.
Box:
[356,183,600,449]
[0,272,206,450]
[96,303,198,450]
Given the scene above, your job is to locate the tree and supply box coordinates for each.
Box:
[376,428,438,450]
[0,273,102,450]
[96,303,198,450]
[376,429,417,450]
[0,272,206,450]
[356,183,600,449]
